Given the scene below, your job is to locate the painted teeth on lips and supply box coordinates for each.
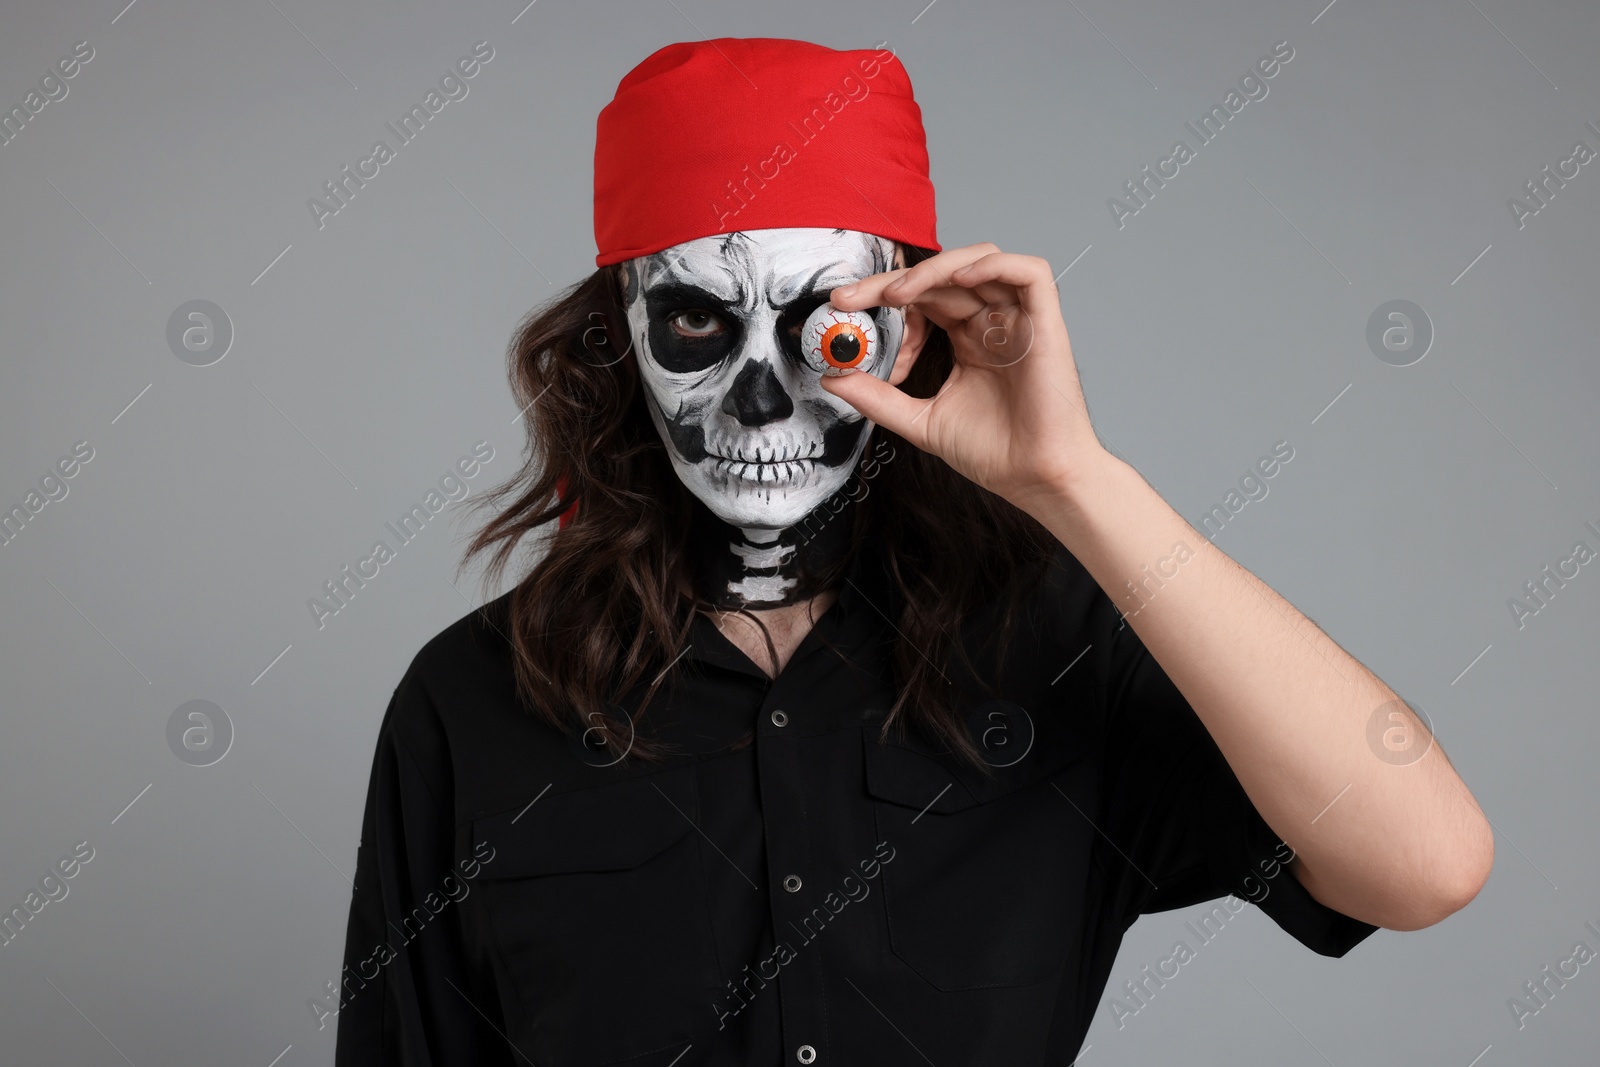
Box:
[718,458,816,485]
[714,441,822,463]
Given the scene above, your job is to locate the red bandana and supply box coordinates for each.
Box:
[591,37,941,268]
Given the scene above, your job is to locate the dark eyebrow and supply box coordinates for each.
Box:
[768,262,850,310]
[774,289,835,314]
[642,281,737,314]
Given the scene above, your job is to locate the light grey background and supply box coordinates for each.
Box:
[1,0,1596,1063]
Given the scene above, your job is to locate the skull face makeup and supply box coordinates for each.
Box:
[619,227,906,607]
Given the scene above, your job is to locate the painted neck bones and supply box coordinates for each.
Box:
[619,228,905,607]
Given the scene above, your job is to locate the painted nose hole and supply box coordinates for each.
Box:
[722,358,794,427]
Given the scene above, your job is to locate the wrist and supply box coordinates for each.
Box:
[1042,447,1131,510]
[1023,450,1140,552]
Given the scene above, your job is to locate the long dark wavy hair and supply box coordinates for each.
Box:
[460,242,1059,772]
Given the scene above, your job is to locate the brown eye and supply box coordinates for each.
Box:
[668,310,724,338]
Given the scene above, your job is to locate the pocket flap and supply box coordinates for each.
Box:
[471,764,697,877]
[862,698,1089,814]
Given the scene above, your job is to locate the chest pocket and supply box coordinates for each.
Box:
[469,762,716,1066]
[861,701,1098,992]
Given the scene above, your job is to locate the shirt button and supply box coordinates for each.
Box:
[796,1046,817,1064]
[782,874,802,893]
[770,709,789,727]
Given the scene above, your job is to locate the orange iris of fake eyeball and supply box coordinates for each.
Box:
[800,304,879,377]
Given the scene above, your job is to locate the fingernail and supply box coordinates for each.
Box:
[835,283,857,297]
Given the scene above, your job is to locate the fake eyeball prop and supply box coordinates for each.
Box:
[800,303,880,377]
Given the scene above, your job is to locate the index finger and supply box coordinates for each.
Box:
[828,242,1002,312]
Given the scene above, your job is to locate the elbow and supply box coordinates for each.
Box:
[1437,823,1496,924]
[1383,817,1496,932]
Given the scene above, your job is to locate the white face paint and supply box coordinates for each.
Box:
[620,227,904,535]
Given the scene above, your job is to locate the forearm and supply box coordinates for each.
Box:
[1024,451,1493,930]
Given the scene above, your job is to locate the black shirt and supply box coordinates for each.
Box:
[333,541,1378,1066]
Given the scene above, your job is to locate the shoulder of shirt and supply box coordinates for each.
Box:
[1034,543,1101,622]
[380,588,523,746]
[1031,542,1125,692]
[381,589,680,819]
[403,588,517,686]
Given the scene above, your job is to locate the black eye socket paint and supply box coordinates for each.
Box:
[643,282,744,374]
[775,295,826,366]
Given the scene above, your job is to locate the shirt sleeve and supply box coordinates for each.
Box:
[1095,614,1380,958]
[334,672,517,1066]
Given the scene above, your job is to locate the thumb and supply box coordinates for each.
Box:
[819,371,932,451]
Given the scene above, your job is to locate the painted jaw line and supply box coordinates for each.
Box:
[621,227,905,532]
